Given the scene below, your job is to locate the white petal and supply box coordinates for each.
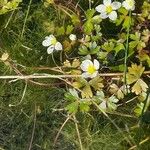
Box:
[100,13,108,19]
[94,59,100,70]
[82,72,90,78]
[42,38,51,47]
[69,34,77,41]
[99,101,107,110]
[95,4,106,13]
[47,45,54,54]
[103,0,111,6]
[49,34,55,39]
[91,71,98,78]
[108,11,117,20]
[122,1,128,9]
[122,0,135,10]
[80,60,93,71]
[131,5,135,11]
[55,42,63,51]
[111,2,121,10]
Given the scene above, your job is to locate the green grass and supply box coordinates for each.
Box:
[0,0,150,150]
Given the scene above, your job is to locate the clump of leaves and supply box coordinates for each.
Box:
[0,0,22,15]
[95,91,119,111]
[73,76,104,98]
[65,89,91,113]
[126,64,148,95]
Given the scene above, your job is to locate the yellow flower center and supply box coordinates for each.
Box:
[106,5,113,14]
[51,38,57,45]
[87,65,96,74]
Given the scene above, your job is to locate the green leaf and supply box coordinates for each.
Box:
[129,41,138,49]
[126,64,145,84]
[83,20,94,34]
[118,7,128,15]
[78,46,89,55]
[79,102,90,112]
[134,102,144,117]
[96,91,105,100]
[65,89,79,102]
[0,0,22,15]
[71,14,80,25]
[107,96,119,111]
[81,85,93,98]
[132,79,148,95]
[65,101,79,114]
[65,93,77,102]
[85,9,95,19]
[109,84,125,99]
[123,16,131,29]
[66,25,74,35]
[98,52,108,60]
[98,93,119,111]
[114,43,125,54]
[57,26,65,35]
[102,41,115,52]
[89,76,104,90]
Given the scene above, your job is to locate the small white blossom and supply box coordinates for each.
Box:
[42,35,63,54]
[69,34,77,41]
[122,0,135,11]
[95,0,121,21]
[80,59,100,78]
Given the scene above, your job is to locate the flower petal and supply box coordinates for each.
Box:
[80,60,93,71]
[103,0,111,6]
[55,42,63,51]
[95,4,106,13]
[91,71,98,78]
[42,38,51,47]
[49,34,55,39]
[47,45,54,54]
[131,5,135,10]
[82,72,90,78]
[69,34,77,41]
[122,0,135,11]
[100,13,108,19]
[111,2,121,10]
[108,11,117,20]
[94,59,100,70]
[122,1,128,9]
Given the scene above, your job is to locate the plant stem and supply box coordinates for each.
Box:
[89,0,91,10]
[53,115,71,147]
[9,81,28,107]
[124,11,131,91]
[28,103,37,150]
[73,115,83,150]
[21,0,32,38]
[4,10,15,29]
[0,70,150,80]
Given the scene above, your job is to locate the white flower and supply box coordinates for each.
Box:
[80,59,100,78]
[69,34,77,41]
[122,0,135,11]
[95,0,121,21]
[42,35,63,54]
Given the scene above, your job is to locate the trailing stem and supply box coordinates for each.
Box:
[124,11,131,91]
[21,0,32,38]
[73,115,83,150]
